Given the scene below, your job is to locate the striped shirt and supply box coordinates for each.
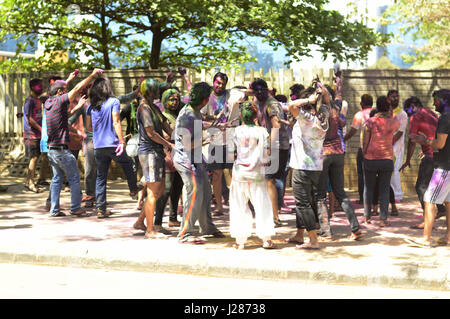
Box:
[44,93,70,146]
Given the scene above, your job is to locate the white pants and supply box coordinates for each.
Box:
[390,151,404,200]
[229,180,275,244]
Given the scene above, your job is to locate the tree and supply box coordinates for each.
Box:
[382,0,450,68]
[0,0,384,72]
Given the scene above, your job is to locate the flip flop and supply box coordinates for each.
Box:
[285,237,304,245]
[409,224,424,230]
[295,243,320,250]
[405,238,434,248]
[70,209,90,217]
[179,237,206,245]
[50,211,66,217]
[263,240,276,249]
[437,238,450,246]
[348,231,364,241]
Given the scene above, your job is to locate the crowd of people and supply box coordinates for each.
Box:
[20,67,450,249]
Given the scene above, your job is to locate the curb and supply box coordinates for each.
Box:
[1,251,448,292]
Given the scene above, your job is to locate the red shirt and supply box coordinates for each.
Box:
[409,107,439,158]
[364,115,400,160]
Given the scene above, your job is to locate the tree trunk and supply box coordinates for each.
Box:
[150,28,163,69]
[100,0,111,70]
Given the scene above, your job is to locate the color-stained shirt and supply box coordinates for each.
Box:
[23,95,42,139]
[136,101,165,156]
[67,100,85,151]
[409,107,439,158]
[87,97,121,149]
[363,115,400,160]
[44,93,70,146]
[201,89,246,145]
[350,108,372,149]
[323,109,345,156]
[173,105,204,168]
[229,125,270,182]
[256,96,290,150]
[434,112,450,170]
[289,106,330,171]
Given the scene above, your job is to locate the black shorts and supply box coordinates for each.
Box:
[24,138,41,158]
[265,148,289,180]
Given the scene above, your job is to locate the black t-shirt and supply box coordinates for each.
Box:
[136,102,165,156]
[433,112,450,170]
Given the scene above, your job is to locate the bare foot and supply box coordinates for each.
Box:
[133,221,146,231]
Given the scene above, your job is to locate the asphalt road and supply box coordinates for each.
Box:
[1,262,449,299]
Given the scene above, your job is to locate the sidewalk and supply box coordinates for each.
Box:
[0,176,448,291]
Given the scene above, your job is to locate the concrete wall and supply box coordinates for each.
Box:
[342,69,450,194]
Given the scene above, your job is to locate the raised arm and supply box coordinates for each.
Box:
[68,69,103,102]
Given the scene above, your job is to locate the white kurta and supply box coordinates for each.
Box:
[228,125,275,242]
[390,108,408,201]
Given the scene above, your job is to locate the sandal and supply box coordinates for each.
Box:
[233,243,245,250]
[70,208,90,217]
[273,218,283,227]
[24,184,42,193]
[179,236,206,245]
[97,209,112,219]
[285,237,304,245]
[348,230,363,240]
[437,237,450,246]
[263,240,276,249]
[405,238,435,248]
[50,211,66,217]
[130,184,145,199]
[81,195,95,202]
[295,242,320,250]
[318,236,334,242]
[379,220,389,227]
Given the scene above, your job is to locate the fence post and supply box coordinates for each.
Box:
[0,75,5,135]
[7,74,15,136]
[279,69,284,96]
[16,74,24,135]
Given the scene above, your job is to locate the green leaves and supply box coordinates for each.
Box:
[382,0,450,68]
[0,0,382,72]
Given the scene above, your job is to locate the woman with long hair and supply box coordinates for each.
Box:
[362,96,400,226]
[86,77,142,218]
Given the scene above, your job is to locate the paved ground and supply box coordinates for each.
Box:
[0,176,449,292]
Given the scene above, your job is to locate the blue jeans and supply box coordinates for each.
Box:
[94,147,138,211]
[317,154,360,236]
[47,149,82,215]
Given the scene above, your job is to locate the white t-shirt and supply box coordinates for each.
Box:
[289,107,329,171]
[229,125,269,182]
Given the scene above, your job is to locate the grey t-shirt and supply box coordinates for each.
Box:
[173,105,204,168]
[136,101,165,156]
